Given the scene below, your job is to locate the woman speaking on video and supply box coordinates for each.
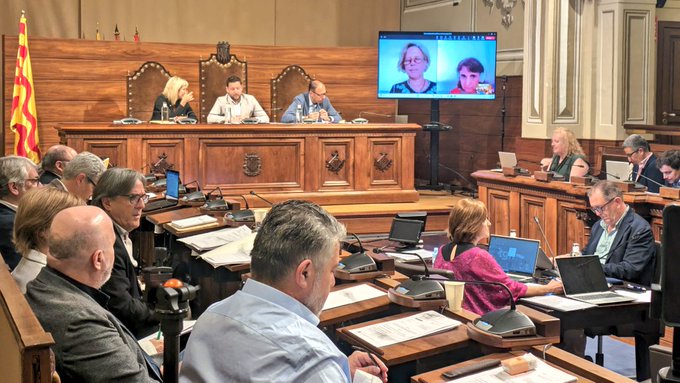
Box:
[389,43,436,94]
[450,57,493,95]
[151,76,197,121]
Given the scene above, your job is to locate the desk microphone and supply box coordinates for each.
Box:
[533,216,557,270]
[356,111,393,123]
[249,190,273,206]
[225,195,254,222]
[337,233,377,273]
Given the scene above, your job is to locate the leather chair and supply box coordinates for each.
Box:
[127,62,172,120]
[270,65,313,122]
[198,54,247,123]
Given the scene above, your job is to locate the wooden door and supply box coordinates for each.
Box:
[656,22,680,143]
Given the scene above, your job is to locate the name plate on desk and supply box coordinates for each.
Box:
[502,167,521,177]
[533,171,554,182]
[660,186,680,200]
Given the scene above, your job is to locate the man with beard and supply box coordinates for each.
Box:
[25,206,162,382]
[180,200,387,382]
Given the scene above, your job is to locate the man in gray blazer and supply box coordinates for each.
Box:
[281,80,341,123]
[207,75,269,123]
[25,205,162,382]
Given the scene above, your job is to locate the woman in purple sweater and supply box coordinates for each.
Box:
[433,199,562,315]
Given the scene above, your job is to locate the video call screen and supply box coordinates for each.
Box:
[377,31,497,100]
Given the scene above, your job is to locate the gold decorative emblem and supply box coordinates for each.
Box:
[216,41,231,64]
[374,153,393,172]
[243,153,262,177]
[325,150,345,174]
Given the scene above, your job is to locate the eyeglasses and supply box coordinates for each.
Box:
[404,57,424,65]
[625,149,641,158]
[590,197,616,214]
[311,90,327,98]
[121,193,149,205]
[86,175,97,187]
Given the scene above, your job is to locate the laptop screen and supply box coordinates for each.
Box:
[165,170,180,200]
[488,235,539,276]
[498,152,517,168]
[605,160,630,182]
[556,256,610,294]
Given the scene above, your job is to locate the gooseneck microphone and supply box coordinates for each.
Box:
[249,190,273,206]
[349,233,365,254]
[633,171,665,189]
[533,216,557,270]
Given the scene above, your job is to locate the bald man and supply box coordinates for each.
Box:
[281,80,341,123]
[39,144,77,185]
[25,206,162,382]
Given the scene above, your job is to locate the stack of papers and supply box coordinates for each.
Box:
[138,320,196,356]
[197,232,257,268]
[385,248,433,263]
[169,215,218,229]
[520,295,596,311]
[348,310,460,348]
[178,225,252,252]
[322,284,386,311]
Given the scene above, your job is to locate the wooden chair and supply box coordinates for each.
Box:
[126,62,172,120]
[270,65,314,122]
[0,257,55,382]
[198,54,247,123]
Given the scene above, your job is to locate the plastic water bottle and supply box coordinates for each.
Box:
[224,105,231,124]
[295,104,303,123]
[570,243,581,257]
[161,102,169,121]
[509,229,517,237]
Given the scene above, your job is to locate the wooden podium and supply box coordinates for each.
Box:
[56,123,421,206]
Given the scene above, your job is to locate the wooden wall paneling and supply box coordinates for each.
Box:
[318,138,354,191]
[183,137,201,186]
[556,200,588,255]
[486,188,512,236]
[84,140,126,168]
[519,194,548,242]
[198,138,305,191]
[143,139,185,175]
[368,137,400,188]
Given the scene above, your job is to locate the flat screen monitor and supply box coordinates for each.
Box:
[377,31,497,100]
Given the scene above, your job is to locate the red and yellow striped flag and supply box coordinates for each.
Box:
[10,12,40,163]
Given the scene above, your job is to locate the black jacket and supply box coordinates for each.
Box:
[0,203,20,271]
[632,154,665,193]
[151,95,196,120]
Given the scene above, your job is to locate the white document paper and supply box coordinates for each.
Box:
[613,289,651,303]
[385,248,433,262]
[445,357,576,383]
[197,232,257,267]
[178,225,252,252]
[353,370,383,383]
[520,295,596,311]
[348,310,460,349]
[138,320,196,356]
[170,214,218,229]
[322,284,386,311]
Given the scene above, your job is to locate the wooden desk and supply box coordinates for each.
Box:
[56,123,421,206]
[411,349,634,383]
[319,283,393,328]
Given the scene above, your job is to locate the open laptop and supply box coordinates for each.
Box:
[488,235,539,283]
[143,169,180,212]
[556,256,636,305]
[605,160,631,181]
[491,152,518,172]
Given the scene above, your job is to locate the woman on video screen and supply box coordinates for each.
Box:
[390,43,436,94]
[450,57,494,95]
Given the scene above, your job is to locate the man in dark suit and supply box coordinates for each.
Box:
[0,155,41,271]
[583,180,656,285]
[582,180,659,380]
[25,205,161,382]
[281,80,341,123]
[38,144,77,185]
[622,134,665,193]
[92,167,159,338]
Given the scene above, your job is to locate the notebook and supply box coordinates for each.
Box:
[556,256,636,305]
[143,169,180,212]
[488,235,540,282]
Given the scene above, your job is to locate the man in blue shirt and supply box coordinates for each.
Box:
[658,149,680,188]
[281,80,341,123]
[180,200,388,382]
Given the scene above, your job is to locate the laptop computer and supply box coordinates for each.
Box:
[143,169,180,212]
[488,235,540,282]
[556,256,636,305]
[605,160,631,181]
[490,152,518,172]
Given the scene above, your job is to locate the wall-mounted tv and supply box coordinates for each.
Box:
[377,31,497,100]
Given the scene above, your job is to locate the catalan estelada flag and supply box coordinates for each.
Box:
[10,11,40,163]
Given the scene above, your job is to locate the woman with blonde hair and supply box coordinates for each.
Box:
[540,127,589,180]
[11,187,83,293]
[433,199,562,315]
[151,76,197,121]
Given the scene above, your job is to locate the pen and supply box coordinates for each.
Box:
[626,283,647,292]
[352,345,380,367]
[156,329,162,340]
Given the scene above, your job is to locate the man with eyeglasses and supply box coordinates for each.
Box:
[281,80,341,123]
[39,144,77,185]
[582,180,655,286]
[92,168,159,338]
[48,152,106,202]
[622,134,664,193]
[0,155,42,271]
